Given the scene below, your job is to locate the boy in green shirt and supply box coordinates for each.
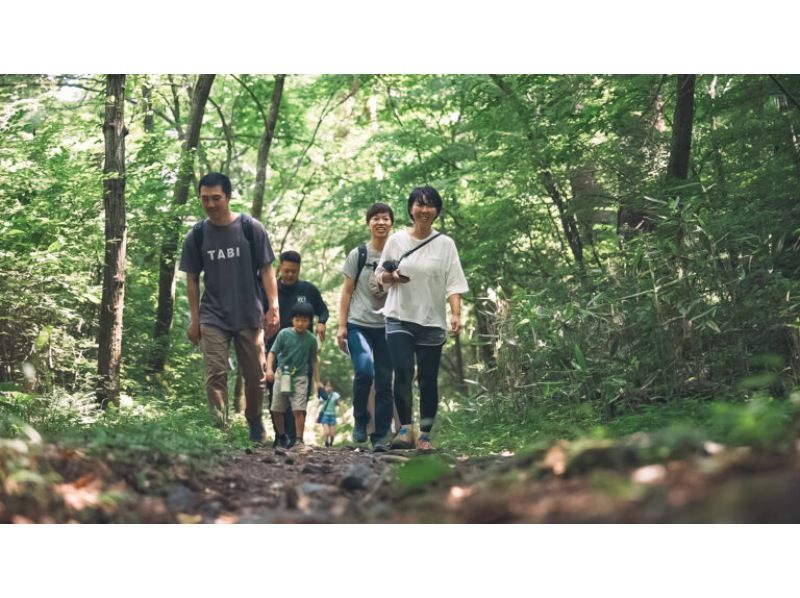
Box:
[266,302,321,450]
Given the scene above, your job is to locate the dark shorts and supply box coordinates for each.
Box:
[385,317,447,346]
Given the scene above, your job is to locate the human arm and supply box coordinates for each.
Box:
[266,350,276,383]
[313,355,322,392]
[336,275,354,353]
[378,235,410,284]
[187,273,202,345]
[448,293,462,335]
[445,241,469,335]
[310,340,322,391]
[262,264,279,339]
[310,284,329,343]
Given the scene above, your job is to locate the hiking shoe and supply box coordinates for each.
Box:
[247,417,265,443]
[390,426,415,450]
[210,408,228,430]
[351,425,368,444]
[371,435,390,453]
[292,439,311,453]
[273,434,288,449]
[416,432,435,453]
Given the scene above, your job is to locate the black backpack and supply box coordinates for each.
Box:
[353,245,369,288]
[192,214,268,308]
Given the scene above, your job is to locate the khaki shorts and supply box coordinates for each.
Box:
[271,375,309,412]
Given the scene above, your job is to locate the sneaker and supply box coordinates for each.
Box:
[247,417,265,443]
[210,408,227,430]
[351,425,368,444]
[371,436,390,453]
[390,426,416,450]
[286,437,297,449]
[292,439,311,453]
[416,432,435,453]
[273,434,288,449]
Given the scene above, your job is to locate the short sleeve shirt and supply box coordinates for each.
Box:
[321,391,340,416]
[270,328,318,374]
[342,243,385,328]
[178,214,275,332]
[378,229,469,330]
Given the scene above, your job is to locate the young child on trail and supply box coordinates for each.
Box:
[266,302,321,451]
[317,381,340,447]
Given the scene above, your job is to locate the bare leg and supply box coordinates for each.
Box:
[271,411,285,436]
[293,410,306,441]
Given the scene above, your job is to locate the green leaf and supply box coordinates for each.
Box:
[574,344,588,371]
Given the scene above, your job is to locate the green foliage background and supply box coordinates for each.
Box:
[2,74,800,460]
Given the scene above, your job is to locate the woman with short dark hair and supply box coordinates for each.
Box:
[378,186,469,451]
[336,203,396,451]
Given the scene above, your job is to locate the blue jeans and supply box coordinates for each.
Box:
[347,324,393,441]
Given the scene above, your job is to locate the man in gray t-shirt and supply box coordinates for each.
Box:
[178,173,279,445]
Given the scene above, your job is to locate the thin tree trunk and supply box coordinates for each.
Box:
[667,74,696,180]
[142,80,154,133]
[490,74,584,271]
[278,173,315,254]
[208,96,233,174]
[540,169,585,269]
[252,75,286,220]
[97,75,128,407]
[708,75,728,201]
[233,77,286,412]
[151,74,215,373]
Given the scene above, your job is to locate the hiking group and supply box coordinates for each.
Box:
[179,172,468,453]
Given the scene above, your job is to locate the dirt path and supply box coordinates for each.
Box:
[167,445,401,523]
[4,436,800,523]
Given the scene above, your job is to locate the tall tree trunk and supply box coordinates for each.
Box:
[252,74,286,220]
[208,96,233,174]
[708,75,728,201]
[232,75,287,411]
[97,75,128,407]
[151,74,215,373]
[667,74,696,180]
[490,75,584,271]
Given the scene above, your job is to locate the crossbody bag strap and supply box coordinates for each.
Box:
[397,233,442,267]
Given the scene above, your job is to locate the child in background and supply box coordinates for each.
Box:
[266,302,320,450]
[317,381,340,447]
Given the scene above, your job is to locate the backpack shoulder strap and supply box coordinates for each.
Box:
[193,220,206,270]
[240,214,269,309]
[240,213,254,242]
[352,245,368,289]
[240,214,259,272]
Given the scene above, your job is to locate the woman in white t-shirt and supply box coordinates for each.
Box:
[377,186,469,452]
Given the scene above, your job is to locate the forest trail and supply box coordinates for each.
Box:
[4,435,800,523]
